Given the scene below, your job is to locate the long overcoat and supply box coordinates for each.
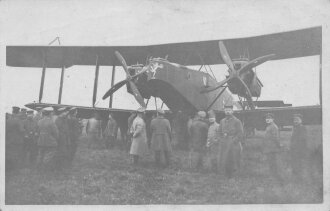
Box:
[218,116,244,174]
[150,116,172,151]
[130,116,148,156]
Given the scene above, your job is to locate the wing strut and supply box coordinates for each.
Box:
[207,87,227,111]
[58,66,65,104]
[109,65,116,108]
[92,55,100,107]
[39,62,46,103]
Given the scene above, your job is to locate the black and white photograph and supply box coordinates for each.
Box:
[1,0,329,210]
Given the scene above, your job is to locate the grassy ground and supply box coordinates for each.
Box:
[5,126,323,204]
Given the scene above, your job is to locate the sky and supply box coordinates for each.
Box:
[1,0,329,112]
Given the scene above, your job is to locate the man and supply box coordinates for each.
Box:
[189,111,209,170]
[150,109,172,167]
[290,113,309,181]
[67,107,81,164]
[206,110,220,172]
[37,107,59,169]
[55,107,70,169]
[218,105,244,178]
[86,112,103,149]
[127,111,137,151]
[103,113,117,150]
[22,110,39,166]
[263,113,282,182]
[6,106,25,170]
[129,107,148,165]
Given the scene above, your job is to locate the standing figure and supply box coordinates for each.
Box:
[67,107,81,164]
[127,111,137,151]
[103,113,117,150]
[55,107,70,170]
[290,113,309,181]
[263,113,283,182]
[218,105,244,178]
[86,112,103,149]
[129,107,148,165]
[37,107,59,168]
[22,110,39,166]
[206,110,220,173]
[189,111,209,170]
[150,109,172,167]
[6,106,25,170]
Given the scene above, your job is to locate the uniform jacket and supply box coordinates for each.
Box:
[264,122,280,153]
[219,116,244,143]
[130,116,148,156]
[207,122,220,144]
[38,116,59,147]
[55,116,70,147]
[150,116,172,151]
[189,118,209,151]
[23,117,39,139]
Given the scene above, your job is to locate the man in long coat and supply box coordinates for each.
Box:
[37,107,59,168]
[86,112,103,149]
[130,107,148,165]
[189,111,209,170]
[218,105,244,178]
[263,113,282,182]
[127,111,137,151]
[22,110,39,166]
[67,107,81,164]
[103,113,117,150]
[150,109,172,167]
[206,110,220,172]
[55,107,70,169]
[290,113,309,181]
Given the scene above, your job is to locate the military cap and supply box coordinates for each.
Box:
[293,113,303,119]
[157,109,165,115]
[197,111,206,118]
[265,113,274,119]
[20,108,27,112]
[208,110,216,118]
[137,107,146,113]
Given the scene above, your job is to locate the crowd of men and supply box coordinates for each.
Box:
[6,104,319,184]
[6,106,81,171]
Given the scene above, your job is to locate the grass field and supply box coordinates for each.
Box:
[5,126,323,204]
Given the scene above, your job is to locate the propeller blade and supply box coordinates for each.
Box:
[218,41,235,72]
[237,77,255,110]
[102,79,127,100]
[201,77,231,93]
[115,51,130,76]
[238,54,276,75]
[131,66,149,80]
[129,81,146,107]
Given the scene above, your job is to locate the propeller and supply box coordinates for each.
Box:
[102,51,146,107]
[204,41,275,110]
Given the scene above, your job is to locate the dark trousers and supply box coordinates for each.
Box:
[104,135,115,149]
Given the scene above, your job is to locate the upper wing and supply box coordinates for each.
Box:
[7,26,321,68]
[216,105,321,130]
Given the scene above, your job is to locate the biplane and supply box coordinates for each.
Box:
[6,26,322,138]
